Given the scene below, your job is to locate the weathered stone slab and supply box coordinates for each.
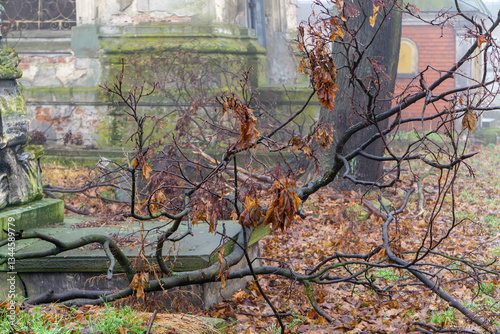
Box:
[0,242,261,310]
[0,217,268,272]
[0,198,64,240]
[0,216,269,309]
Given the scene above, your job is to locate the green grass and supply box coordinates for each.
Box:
[88,304,149,333]
[264,305,307,333]
[476,282,498,296]
[0,302,151,333]
[430,308,457,327]
[376,268,399,282]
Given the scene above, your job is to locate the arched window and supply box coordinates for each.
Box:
[397,38,418,77]
[1,0,76,30]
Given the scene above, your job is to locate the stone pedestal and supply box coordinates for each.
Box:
[0,48,44,209]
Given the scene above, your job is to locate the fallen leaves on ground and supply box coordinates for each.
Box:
[204,144,500,333]
[41,144,500,333]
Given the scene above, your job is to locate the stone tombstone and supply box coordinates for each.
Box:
[0,47,43,209]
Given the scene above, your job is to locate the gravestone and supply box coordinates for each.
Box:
[0,47,43,209]
[0,44,64,240]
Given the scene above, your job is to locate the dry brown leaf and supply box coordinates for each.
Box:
[239,196,263,227]
[461,110,476,134]
[129,272,148,301]
[264,178,302,231]
[118,327,128,334]
[142,162,152,181]
[316,129,333,149]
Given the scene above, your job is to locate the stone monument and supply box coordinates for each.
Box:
[0,5,42,208]
[0,47,43,209]
[0,19,62,242]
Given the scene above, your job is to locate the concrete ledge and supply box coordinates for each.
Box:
[0,217,269,309]
[0,242,260,310]
[0,199,64,240]
[0,217,268,272]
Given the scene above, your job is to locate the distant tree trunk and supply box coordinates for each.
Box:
[320,0,402,185]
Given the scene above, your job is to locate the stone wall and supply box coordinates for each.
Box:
[3,0,314,149]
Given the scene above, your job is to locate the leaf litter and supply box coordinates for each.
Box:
[37,144,500,333]
[204,144,500,333]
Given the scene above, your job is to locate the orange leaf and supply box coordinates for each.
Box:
[461,111,476,134]
[239,196,263,227]
[129,272,148,301]
[336,0,344,12]
[264,178,301,231]
[478,35,487,48]
[316,129,333,149]
[330,25,345,42]
[370,5,380,27]
[156,190,167,203]
[142,162,152,181]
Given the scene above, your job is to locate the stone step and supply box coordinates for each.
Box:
[0,215,269,309]
[0,198,64,241]
[0,216,267,272]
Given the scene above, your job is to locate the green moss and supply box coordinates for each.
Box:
[25,167,43,203]
[25,145,44,160]
[0,91,27,116]
[0,66,22,80]
[0,47,22,79]
[100,27,267,88]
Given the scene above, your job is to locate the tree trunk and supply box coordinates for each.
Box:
[320,1,402,185]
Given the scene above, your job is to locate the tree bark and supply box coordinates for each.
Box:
[320,0,402,185]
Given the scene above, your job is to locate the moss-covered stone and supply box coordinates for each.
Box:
[25,145,44,160]
[0,47,22,80]
[0,88,27,116]
[0,199,64,241]
[99,25,267,88]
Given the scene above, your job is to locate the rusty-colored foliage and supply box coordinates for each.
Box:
[239,196,264,228]
[264,177,302,231]
[217,92,260,150]
[297,15,340,111]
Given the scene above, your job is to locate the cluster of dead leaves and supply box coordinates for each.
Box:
[238,173,302,232]
[264,177,302,231]
[289,123,334,159]
[239,195,263,228]
[130,271,150,301]
[217,92,260,150]
[190,193,232,233]
[297,22,339,111]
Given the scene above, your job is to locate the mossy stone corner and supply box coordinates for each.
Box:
[0,48,22,80]
[0,198,64,241]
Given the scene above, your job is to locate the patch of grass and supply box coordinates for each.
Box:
[0,301,150,334]
[0,303,68,333]
[264,306,307,333]
[430,308,457,327]
[87,304,149,333]
[376,268,399,282]
[490,245,500,258]
[476,282,497,296]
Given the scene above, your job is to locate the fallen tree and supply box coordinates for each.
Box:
[3,0,500,332]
